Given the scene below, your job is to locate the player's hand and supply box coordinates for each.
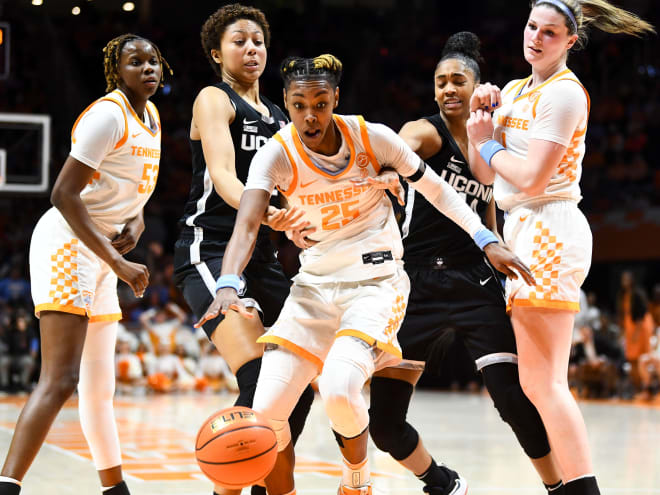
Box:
[113,258,150,298]
[265,205,310,232]
[351,169,404,206]
[467,109,496,150]
[483,243,535,286]
[194,288,254,328]
[470,82,502,112]
[286,226,318,250]
[112,215,145,255]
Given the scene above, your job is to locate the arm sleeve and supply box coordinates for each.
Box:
[368,123,423,177]
[530,81,587,146]
[245,138,294,193]
[70,100,125,169]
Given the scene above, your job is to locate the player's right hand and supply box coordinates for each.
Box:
[113,258,150,298]
[286,226,318,250]
[195,287,254,328]
[470,82,502,112]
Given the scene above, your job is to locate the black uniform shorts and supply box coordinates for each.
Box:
[399,255,517,371]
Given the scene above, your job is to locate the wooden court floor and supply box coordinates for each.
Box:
[0,390,659,494]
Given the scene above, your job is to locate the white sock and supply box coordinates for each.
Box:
[0,477,21,486]
[342,457,370,487]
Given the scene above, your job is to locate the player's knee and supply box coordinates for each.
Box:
[44,369,79,402]
[318,366,366,438]
[368,376,418,460]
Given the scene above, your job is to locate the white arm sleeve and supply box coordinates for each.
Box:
[245,137,294,193]
[531,80,587,146]
[410,165,486,238]
[369,123,422,177]
[70,100,125,169]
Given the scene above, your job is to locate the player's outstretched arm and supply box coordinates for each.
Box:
[195,189,271,327]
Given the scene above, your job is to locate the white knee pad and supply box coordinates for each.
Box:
[252,346,318,452]
[318,337,375,438]
[78,320,122,470]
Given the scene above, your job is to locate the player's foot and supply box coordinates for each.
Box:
[422,465,467,495]
[102,480,130,494]
[338,483,372,495]
[0,481,21,495]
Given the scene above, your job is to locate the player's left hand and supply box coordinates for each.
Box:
[467,109,496,151]
[112,215,145,255]
[351,169,404,206]
[265,205,310,232]
[194,287,254,328]
[483,243,535,286]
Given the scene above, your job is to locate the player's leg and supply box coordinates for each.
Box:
[78,320,130,494]
[512,306,599,495]
[252,346,318,495]
[0,311,88,494]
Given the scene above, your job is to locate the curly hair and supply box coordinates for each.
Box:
[102,33,172,92]
[438,31,483,83]
[280,54,343,89]
[200,4,271,78]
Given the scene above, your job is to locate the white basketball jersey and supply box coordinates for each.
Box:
[492,69,590,212]
[70,89,161,237]
[272,115,403,283]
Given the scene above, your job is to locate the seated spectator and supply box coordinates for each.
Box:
[0,310,38,393]
[195,342,237,394]
[139,301,187,355]
[147,343,195,393]
[115,338,146,394]
[637,327,660,401]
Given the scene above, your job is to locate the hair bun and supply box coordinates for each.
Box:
[441,31,484,64]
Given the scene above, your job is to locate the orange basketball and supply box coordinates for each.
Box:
[195,406,277,488]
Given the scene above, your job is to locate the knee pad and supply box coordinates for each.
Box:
[368,376,419,460]
[234,357,262,408]
[481,363,550,459]
[318,338,373,438]
[268,417,291,452]
[289,384,314,445]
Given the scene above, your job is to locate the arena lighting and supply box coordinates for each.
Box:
[122,2,135,11]
[31,0,43,5]
[72,6,81,15]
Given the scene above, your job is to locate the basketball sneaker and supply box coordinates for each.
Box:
[422,465,467,495]
[337,483,372,495]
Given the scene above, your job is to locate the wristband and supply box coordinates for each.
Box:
[479,140,505,167]
[215,274,241,293]
[474,228,499,250]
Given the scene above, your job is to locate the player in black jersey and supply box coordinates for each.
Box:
[365,33,565,495]
[171,6,313,495]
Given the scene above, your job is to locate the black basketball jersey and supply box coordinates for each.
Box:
[400,114,493,260]
[177,82,288,262]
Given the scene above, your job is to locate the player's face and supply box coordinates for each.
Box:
[117,40,162,100]
[213,19,266,83]
[524,6,578,69]
[284,80,339,153]
[434,59,476,120]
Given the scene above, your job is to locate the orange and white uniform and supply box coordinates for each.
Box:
[493,68,592,311]
[30,89,161,321]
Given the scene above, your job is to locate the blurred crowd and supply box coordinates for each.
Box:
[0,0,658,399]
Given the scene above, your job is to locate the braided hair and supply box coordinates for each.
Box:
[102,33,172,92]
[280,54,343,89]
[438,32,483,83]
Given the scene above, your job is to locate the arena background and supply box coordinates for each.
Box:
[0,0,658,387]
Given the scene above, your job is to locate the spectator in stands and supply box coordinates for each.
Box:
[0,311,38,393]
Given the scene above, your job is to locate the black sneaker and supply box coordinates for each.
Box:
[422,465,468,495]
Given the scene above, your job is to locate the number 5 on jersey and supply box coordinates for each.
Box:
[138,163,159,194]
[321,200,359,230]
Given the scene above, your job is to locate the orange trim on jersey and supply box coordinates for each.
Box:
[504,77,531,97]
[513,69,571,104]
[291,117,356,180]
[512,298,580,312]
[89,313,123,323]
[335,329,402,359]
[273,133,299,197]
[256,335,324,371]
[356,115,380,173]
[114,90,160,137]
[70,96,128,149]
[35,303,87,317]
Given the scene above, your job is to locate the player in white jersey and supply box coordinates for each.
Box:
[197,54,533,495]
[0,34,172,495]
[465,3,654,494]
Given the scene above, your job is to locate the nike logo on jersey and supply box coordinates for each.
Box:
[449,155,465,165]
[300,179,318,188]
[243,118,258,125]
[131,132,141,138]
[519,214,529,222]
[479,277,492,286]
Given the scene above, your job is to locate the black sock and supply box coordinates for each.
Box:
[234,358,262,408]
[545,479,564,493]
[564,476,600,495]
[0,482,20,495]
[250,485,266,495]
[103,480,130,494]
[417,459,451,488]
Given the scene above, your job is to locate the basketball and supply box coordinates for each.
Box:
[195,406,278,488]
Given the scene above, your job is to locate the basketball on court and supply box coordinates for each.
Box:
[195,406,277,488]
